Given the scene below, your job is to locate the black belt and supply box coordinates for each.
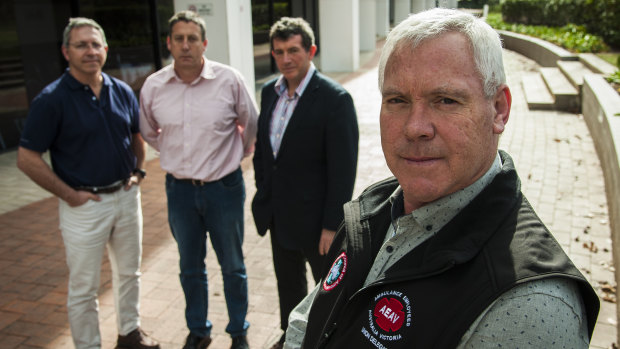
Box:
[168,168,240,186]
[171,177,212,186]
[75,179,128,194]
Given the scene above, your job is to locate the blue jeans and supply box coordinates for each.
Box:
[165,168,249,338]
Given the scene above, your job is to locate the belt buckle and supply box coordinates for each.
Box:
[191,179,205,186]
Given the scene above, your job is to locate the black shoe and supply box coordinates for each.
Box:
[115,327,160,349]
[231,335,249,349]
[183,333,212,349]
[269,333,285,349]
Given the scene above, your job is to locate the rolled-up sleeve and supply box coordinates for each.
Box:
[234,75,258,156]
[139,79,160,151]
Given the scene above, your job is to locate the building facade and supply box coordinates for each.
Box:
[0,0,452,151]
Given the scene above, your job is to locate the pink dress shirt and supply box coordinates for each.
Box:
[139,59,258,181]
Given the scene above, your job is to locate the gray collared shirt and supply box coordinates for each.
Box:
[363,153,502,286]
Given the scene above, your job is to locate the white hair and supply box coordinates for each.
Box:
[378,8,505,98]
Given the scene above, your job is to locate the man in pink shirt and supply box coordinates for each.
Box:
[139,10,257,349]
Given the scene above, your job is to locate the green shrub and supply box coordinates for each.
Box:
[501,0,585,25]
[606,71,620,94]
[500,0,620,48]
[486,13,609,52]
[544,0,585,26]
[581,0,620,48]
[458,0,500,9]
[607,71,620,84]
[501,0,547,24]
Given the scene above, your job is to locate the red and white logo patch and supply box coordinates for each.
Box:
[361,290,412,346]
[374,297,405,332]
[322,252,347,291]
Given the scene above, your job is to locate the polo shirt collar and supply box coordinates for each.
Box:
[62,69,111,90]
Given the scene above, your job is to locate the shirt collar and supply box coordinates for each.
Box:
[164,57,216,84]
[274,62,316,98]
[389,152,503,232]
[63,69,111,90]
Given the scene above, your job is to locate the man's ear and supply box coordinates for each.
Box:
[493,85,511,135]
[308,45,317,59]
[61,45,69,61]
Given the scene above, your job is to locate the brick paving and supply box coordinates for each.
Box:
[0,43,616,348]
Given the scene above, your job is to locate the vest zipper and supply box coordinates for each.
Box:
[317,322,337,348]
[348,260,457,301]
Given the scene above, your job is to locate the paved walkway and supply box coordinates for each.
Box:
[0,43,616,348]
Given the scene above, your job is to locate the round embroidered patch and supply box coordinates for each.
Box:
[374,297,405,332]
[322,252,347,291]
[360,290,412,345]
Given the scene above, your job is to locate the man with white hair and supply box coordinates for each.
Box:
[282,8,599,348]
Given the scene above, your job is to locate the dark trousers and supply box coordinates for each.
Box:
[270,229,325,332]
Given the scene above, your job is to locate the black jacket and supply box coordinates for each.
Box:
[251,70,359,249]
[302,151,599,348]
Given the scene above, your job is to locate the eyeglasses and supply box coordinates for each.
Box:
[67,42,105,51]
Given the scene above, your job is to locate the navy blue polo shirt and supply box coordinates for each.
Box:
[19,70,139,187]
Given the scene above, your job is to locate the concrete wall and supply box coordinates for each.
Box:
[394,0,410,24]
[360,0,377,52]
[502,29,620,345]
[582,75,620,346]
[319,0,359,72]
[499,30,578,67]
[376,0,389,38]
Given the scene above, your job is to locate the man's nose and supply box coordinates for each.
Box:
[403,102,435,140]
[85,44,98,54]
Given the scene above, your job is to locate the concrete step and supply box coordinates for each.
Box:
[540,67,580,112]
[522,73,554,110]
[579,53,618,76]
[557,60,596,91]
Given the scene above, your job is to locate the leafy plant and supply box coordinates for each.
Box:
[606,71,620,94]
[500,0,620,49]
[486,13,609,53]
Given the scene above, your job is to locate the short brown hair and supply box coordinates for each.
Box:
[269,17,315,52]
[169,10,207,41]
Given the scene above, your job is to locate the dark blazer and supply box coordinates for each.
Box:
[251,70,359,250]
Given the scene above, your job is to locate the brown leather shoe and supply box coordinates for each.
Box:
[116,327,160,349]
